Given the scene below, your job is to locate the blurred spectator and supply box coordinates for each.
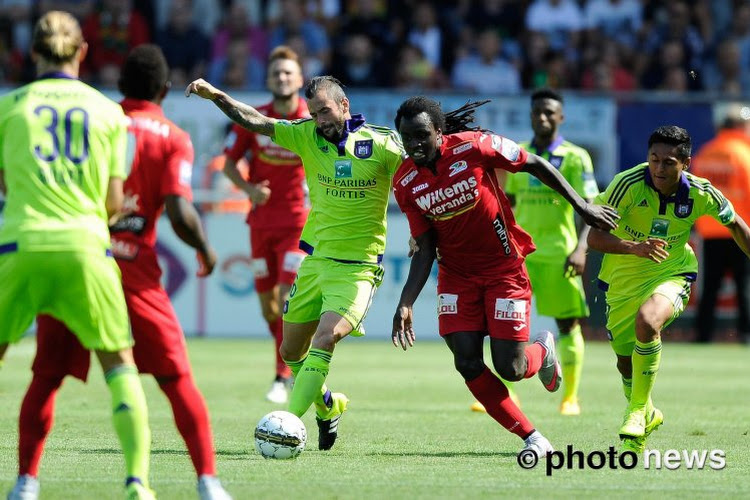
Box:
[329,33,388,88]
[209,38,265,89]
[638,1,704,78]
[269,0,330,72]
[721,2,750,71]
[520,30,551,89]
[155,0,221,38]
[81,0,150,86]
[692,104,750,344]
[451,28,520,94]
[580,40,636,91]
[0,12,24,83]
[338,0,396,51]
[37,0,94,20]
[583,0,642,47]
[285,33,326,80]
[525,0,584,55]
[658,66,689,94]
[156,0,210,88]
[702,38,750,96]
[392,43,448,90]
[640,40,695,90]
[465,0,525,40]
[0,0,31,54]
[407,2,444,69]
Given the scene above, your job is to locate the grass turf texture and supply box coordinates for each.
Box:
[1,338,748,499]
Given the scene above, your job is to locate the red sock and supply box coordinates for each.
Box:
[159,374,216,476]
[19,375,63,477]
[272,317,290,379]
[523,342,546,379]
[466,368,534,439]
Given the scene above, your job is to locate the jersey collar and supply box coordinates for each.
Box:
[36,71,77,81]
[644,167,690,203]
[120,98,164,115]
[323,113,366,156]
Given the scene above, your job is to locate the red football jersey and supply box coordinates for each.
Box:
[110,98,194,288]
[393,130,536,277]
[224,100,309,229]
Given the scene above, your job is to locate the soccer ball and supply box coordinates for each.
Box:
[254,411,307,459]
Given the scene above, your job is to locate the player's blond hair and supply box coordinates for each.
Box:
[32,11,83,63]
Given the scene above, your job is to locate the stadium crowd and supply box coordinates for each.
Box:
[2,0,749,96]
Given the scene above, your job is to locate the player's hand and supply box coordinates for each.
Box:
[248,180,271,205]
[392,304,415,351]
[632,238,669,263]
[407,236,419,258]
[564,248,586,277]
[196,246,218,277]
[185,78,220,100]
[580,203,619,231]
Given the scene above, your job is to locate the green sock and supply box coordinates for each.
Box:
[558,325,584,401]
[284,355,329,413]
[630,339,662,410]
[105,365,150,486]
[287,349,331,418]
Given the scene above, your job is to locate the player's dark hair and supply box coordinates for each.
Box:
[530,88,563,105]
[648,125,692,160]
[118,44,169,101]
[304,75,345,101]
[394,96,490,134]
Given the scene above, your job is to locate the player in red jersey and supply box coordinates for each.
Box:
[222,45,309,404]
[391,97,618,457]
[21,45,232,500]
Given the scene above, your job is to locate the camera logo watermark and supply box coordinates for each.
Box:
[517,446,726,475]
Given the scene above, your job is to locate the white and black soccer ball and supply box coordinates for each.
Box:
[254,411,307,459]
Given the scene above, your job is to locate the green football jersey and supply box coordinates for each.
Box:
[505,138,599,263]
[594,163,735,297]
[273,115,403,263]
[0,75,127,252]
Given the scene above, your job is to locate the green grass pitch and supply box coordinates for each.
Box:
[1,337,748,499]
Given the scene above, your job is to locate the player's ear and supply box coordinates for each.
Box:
[341,97,350,114]
[683,156,691,171]
[77,42,88,64]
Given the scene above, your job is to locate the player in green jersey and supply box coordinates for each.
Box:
[589,125,750,452]
[0,11,153,500]
[186,75,404,450]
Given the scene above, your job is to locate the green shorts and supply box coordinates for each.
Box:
[0,249,131,352]
[603,275,693,356]
[526,259,590,319]
[283,255,384,336]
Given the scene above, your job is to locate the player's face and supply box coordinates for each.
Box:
[267,58,303,99]
[308,90,349,141]
[530,98,563,139]
[647,142,690,195]
[398,112,441,166]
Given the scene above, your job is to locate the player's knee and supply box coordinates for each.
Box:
[453,356,484,381]
[634,310,661,342]
[494,359,525,382]
[310,329,336,353]
[262,310,279,326]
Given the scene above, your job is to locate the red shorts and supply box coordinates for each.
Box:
[250,225,306,293]
[436,263,532,342]
[33,285,191,380]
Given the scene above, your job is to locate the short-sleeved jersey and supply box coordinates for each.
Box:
[594,163,736,296]
[0,74,126,252]
[109,98,194,288]
[272,114,404,263]
[393,131,534,278]
[505,137,599,263]
[224,100,310,229]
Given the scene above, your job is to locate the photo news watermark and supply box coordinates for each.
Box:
[517,446,726,475]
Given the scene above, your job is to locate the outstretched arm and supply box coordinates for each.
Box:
[522,154,619,231]
[392,229,437,350]
[587,228,669,263]
[185,79,277,137]
[165,194,217,276]
[727,215,750,258]
[223,156,270,205]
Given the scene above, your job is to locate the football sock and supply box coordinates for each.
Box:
[288,349,331,418]
[272,318,291,379]
[158,374,216,476]
[630,339,661,410]
[18,375,63,477]
[466,367,534,438]
[284,355,329,414]
[523,342,545,379]
[105,365,151,486]
[558,325,584,401]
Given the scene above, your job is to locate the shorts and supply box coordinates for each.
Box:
[436,263,532,342]
[250,226,306,293]
[526,259,590,319]
[34,284,191,380]
[0,249,130,352]
[283,255,384,336]
[603,275,693,356]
